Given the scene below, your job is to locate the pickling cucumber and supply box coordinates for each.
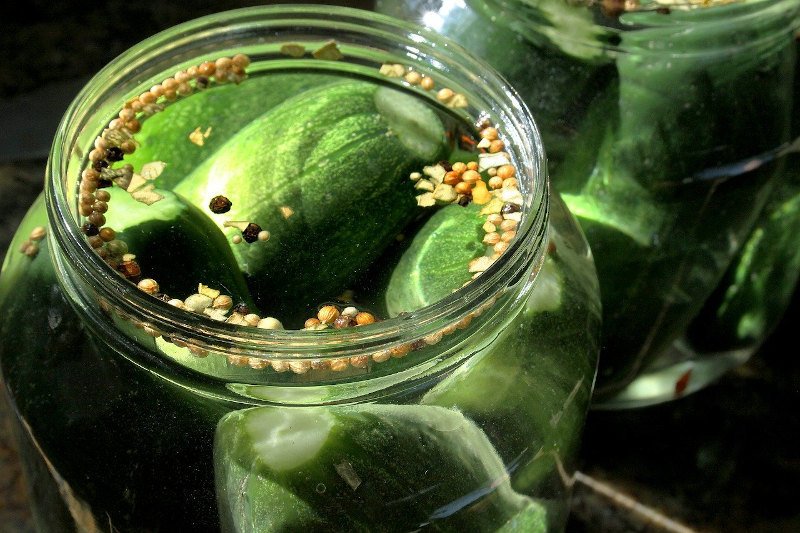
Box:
[175,81,449,321]
[214,404,545,532]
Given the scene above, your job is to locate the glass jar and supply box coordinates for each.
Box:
[0,6,600,532]
[377,0,800,407]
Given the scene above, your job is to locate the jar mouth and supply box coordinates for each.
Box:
[45,4,549,361]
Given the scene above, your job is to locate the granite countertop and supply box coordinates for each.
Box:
[1,1,799,531]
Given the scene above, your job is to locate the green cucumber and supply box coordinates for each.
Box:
[125,73,335,190]
[385,203,487,316]
[214,404,543,532]
[175,81,449,321]
[106,189,256,308]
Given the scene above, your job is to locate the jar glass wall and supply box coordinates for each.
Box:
[0,6,600,532]
[377,0,800,407]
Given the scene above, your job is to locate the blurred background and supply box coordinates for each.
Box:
[1,1,798,531]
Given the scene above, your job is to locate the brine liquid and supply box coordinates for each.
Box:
[98,67,497,328]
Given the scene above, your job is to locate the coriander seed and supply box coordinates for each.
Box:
[212,294,233,310]
[257,317,284,330]
[318,305,340,324]
[137,279,160,295]
[355,312,376,326]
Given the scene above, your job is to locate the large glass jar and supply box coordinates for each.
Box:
[0,6,600,532]
[377,0,800,407]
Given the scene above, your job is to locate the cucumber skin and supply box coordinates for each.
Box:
[126,73,335,191]
[175,81,448,322]
[107,189,257,308]
[385,203,486,316]
[214,404,541,533]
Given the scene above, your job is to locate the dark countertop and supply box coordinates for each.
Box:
[1,2,799,531]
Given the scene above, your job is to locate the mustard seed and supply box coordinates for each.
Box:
[502,178,519,189]
[404,71,422,85]
[481,127,498,140]
[488,139,505,153]
[87,212,106,227]
[232,53,251,68]
[488,176,504,189]
[420,76,435,90]
[99,227,116,242]
[497,164,516,179]
[106,240,128,256]
[454,181,472,195]
[451,161,467,174]
[437,88,454,102]
[304,317,322,328]
[461,169,480,184]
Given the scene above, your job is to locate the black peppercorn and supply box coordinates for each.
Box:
[209,195,233,214]
[242,223,262,243]
[232,302,250,315]
[457,193,472,207]
[501,203,521,215]
[82,223,99,236]
[92,160,109,171]
[97,179,113,189]
[437,160,453,172]
[196,76,209,89]
[105,147,124,162]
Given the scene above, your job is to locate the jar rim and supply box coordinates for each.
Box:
[475,0,800,59]
[45,4,550,361]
